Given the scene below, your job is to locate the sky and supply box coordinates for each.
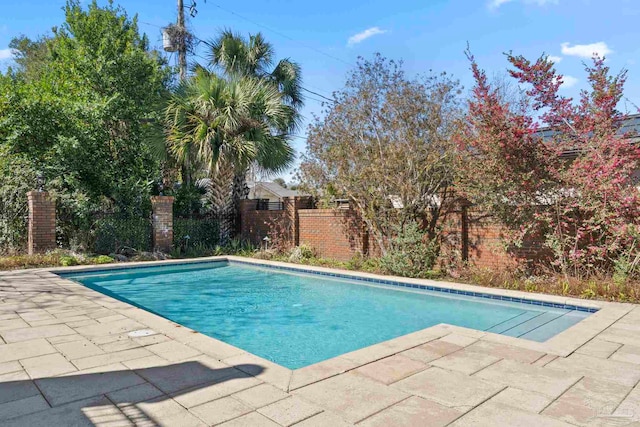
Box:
[2,0,640,181]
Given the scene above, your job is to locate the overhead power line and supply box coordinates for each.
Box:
[208,2,355,68]
[302,87,335,103]
[143,10,342,104]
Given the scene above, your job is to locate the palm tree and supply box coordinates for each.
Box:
[208,30,303,115]
[165,68,295,241]
[207,31,303,209]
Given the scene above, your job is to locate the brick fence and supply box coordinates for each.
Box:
[240,198,547,268]
[240,198,371,261]
[440,208,550,270]
[298,209,373,261]
[25,188,544,269]
[26,191,177,255]
[151,196,174,253]
[27,191,56,255]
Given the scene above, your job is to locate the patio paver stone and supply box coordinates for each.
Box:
[392,366,504,408]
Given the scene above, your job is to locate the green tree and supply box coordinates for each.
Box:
[165,30,302,238]
[165,68,294,240]
[0,0,171,251]
[299,55,462,258]
[207,31,302,227]
[208,30,303,112]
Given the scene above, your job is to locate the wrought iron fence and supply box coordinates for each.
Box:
[173,216,221,249]
[92,214,153,255]
[255,199,284,211]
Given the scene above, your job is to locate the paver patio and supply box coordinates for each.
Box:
[1,257,640,426]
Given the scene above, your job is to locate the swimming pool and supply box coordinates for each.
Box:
[61,260,594,369]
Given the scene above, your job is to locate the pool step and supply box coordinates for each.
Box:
[485,311,543,334]
[500,311,568,338]
[518,311,587,341]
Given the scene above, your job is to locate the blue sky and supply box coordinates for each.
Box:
[2,0,640,180]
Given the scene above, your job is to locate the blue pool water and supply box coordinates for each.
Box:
[62,261,592,369]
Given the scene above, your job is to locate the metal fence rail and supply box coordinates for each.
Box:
[255,199,284,211]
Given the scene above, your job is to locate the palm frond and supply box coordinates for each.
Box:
[271,59,304,108]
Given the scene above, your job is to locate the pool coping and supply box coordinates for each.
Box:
[10,255,635,392]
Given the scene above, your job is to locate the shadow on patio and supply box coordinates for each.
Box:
[2,360,265,426]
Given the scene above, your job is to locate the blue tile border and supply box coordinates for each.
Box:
[58,257,599,314]
[227,259,599,313]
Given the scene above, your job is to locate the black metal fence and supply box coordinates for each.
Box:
[92,215,153,255]
[173,216,221,249]
[255,199,284,211]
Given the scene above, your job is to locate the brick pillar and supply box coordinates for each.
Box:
[239,199,254,241]
[151,196,174,253]
[284,197,304,247]
[461,204,469,262]
[27,191,56,255]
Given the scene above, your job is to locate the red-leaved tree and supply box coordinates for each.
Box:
[459,49,640,278]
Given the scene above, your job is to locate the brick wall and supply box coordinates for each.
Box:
[298,209,369,261]
[151,196,174,252]
[240,199,286,247]
[440,208,549,270]
[239,199,549,269]
[27,191,56,255]
[240,197,315,249]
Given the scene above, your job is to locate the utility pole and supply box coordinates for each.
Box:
[177,0,187,82]
[176,0,190,186]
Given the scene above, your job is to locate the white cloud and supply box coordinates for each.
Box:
[559,75,578,89]
[0,48,14,60]
[347,27,387,47]
[489,0,513,7]
[489,0,557,9]
[561,42,612,58]
[547,55,562,63]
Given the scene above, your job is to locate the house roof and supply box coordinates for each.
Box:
[248,181,303,198]
[535,113,640,159]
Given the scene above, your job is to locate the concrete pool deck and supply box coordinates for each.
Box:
[0,256,639,426]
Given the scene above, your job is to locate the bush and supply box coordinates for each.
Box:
[59,255,78,266]
[0,157,36,253]
[90,255,114,264]
[455,266,640,303]
[93,216,152,254]
[380,221,440,279]
[170,242,215,258]
[0,253,62,270]
[288,245,316,263]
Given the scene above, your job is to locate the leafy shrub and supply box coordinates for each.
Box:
[206,239,257,257]
[288,245,316,263]
[59,255,78,266]
[455,266,640,303]
[0,253,62,270]
[380,221,440,279]
[226,238,256,256]
[170,242,214,258]
[172,184,206,218]
[90,255,114,264]
[0,157,36,253]
[93,217,152,254]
